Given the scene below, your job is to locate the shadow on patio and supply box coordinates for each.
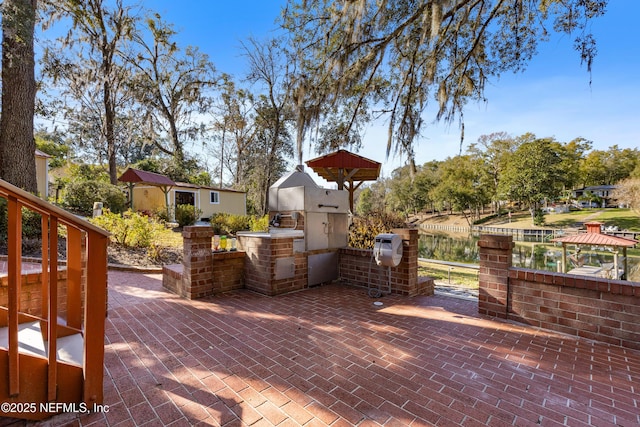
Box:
[16,271,640,426]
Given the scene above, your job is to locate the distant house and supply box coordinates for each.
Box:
[572,185,618,207]
[35,149,51,198]
[134,182,246,220]
[118,168,246,220]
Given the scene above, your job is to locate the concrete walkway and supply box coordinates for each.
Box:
[22,271,640,426]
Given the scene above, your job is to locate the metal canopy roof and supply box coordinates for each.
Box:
[551,221,638,247]
[305,149,381,183]
[305,149,382,212]
[552,233,638,247]
[117,168,176,187]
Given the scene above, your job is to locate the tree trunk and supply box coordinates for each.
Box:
[169,117,184,166]
[530,205,536,225]
[262,175,270,216]
[263,146,276,216]
[0,0,38,193]
[103,78,118,185]
[263,116,283,216]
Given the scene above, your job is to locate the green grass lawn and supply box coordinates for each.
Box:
[418,261,479,288]
[483,208,640,231]
[155,225,185,248]
[542,210,599,228]
[584,208,640,230]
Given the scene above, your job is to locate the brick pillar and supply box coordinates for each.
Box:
[391,228,422,296]
[181,226,214,299]
[478,234,513,318]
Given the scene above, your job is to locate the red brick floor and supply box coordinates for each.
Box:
[29,271,640,425]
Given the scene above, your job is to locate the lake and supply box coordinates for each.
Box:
[419,231,640,281]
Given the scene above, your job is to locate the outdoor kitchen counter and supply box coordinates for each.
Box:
[236,230,304,238]
[237,230,307,296]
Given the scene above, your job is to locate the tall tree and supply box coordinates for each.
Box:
[355,187,374,215]
[468,132,520,214]
[580,146,639,187]
[553,137,592,194]
[0,0,38,192]
[356,179,388,214]
[42,0,137,184]
[281,0,607,172]
[386,162,438,216]
[612,178,640,214]
[211,76,256,187]
[314,101,367,155]
[128,14,218,168]
[498,138,563,224]
[242,37,295,214]
[430,155,489,224]
[386,165,417,215]
[246,99,293,215]
[34,129,71,169]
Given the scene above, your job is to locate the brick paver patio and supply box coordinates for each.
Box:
[28,271,640,425]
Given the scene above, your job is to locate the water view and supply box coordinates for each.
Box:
[419,231,640,282]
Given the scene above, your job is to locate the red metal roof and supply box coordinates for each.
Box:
[117,168,176,186]
[305,149,381,182]
[552,232,637,247]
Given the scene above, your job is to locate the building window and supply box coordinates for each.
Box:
[210,191,220,204]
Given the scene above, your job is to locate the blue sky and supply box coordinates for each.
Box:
[69,2,640,179]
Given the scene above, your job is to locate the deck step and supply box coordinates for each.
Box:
[0,321,46,358]
[50,333,83,366]
[0,321,83,366]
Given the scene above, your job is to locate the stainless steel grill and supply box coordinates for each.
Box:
[268,166,350,285]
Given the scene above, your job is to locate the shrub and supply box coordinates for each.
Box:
[153,206,173,224]
[127,211,164,247]
[90,209,165,248]
[225,214,251,234]
[147,242,165,263]
[21,207,42,238]
[175,204,201,227]
[250,215,269,232]
[0,198,43,241]
[63,180,127,216]
[349,211,406,249]
[210,213,252,234]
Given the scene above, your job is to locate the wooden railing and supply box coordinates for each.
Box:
[0,178,109,415]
